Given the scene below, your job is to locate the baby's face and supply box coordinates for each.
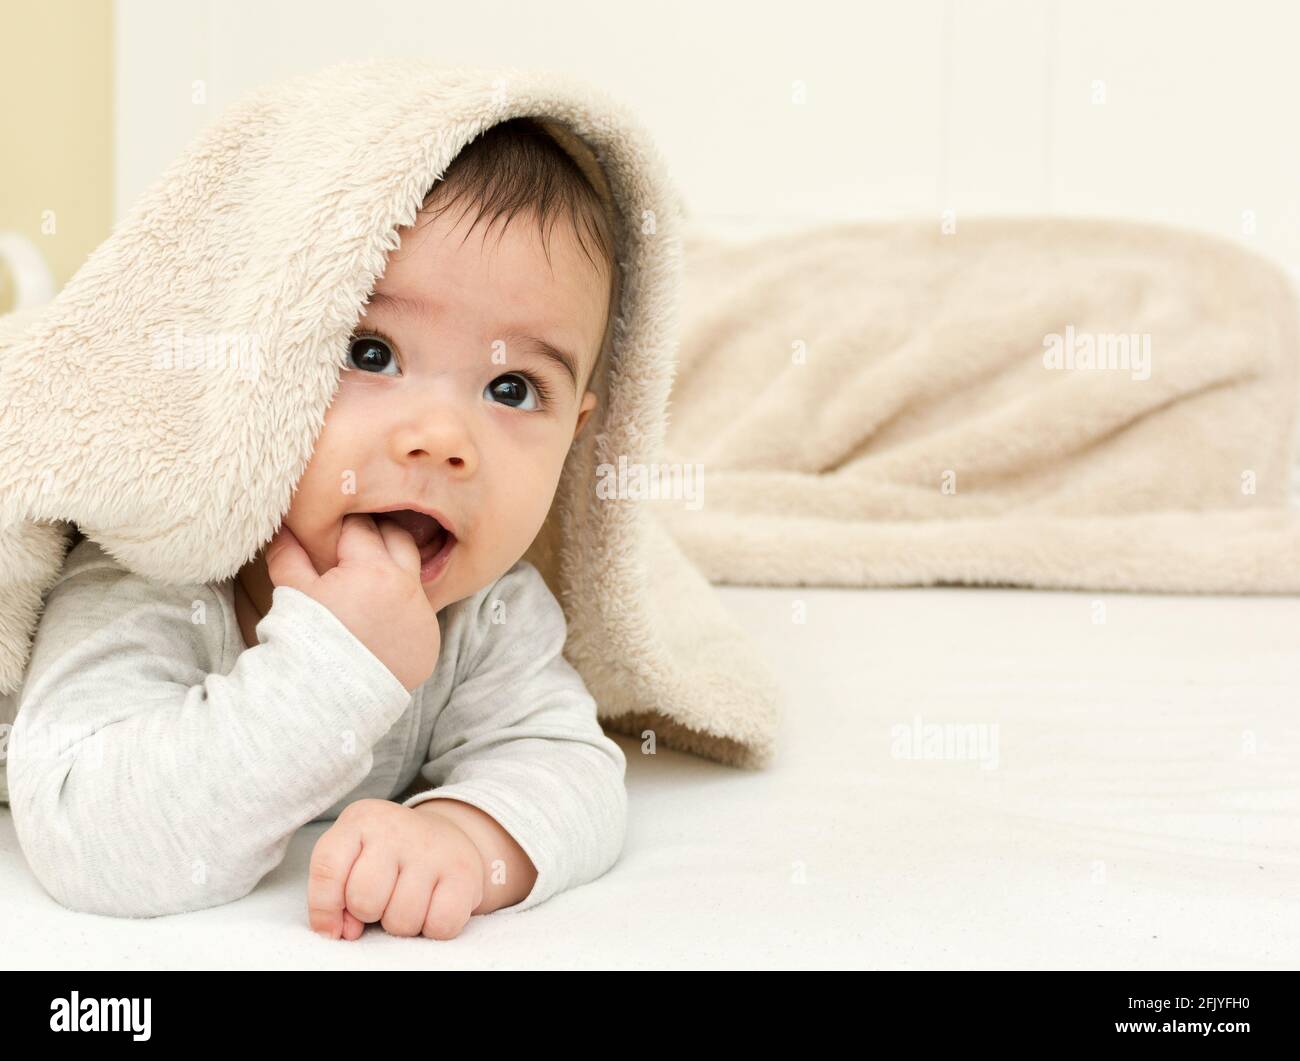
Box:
[267,202,607,612]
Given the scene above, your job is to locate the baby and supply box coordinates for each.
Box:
[5,118,627,939]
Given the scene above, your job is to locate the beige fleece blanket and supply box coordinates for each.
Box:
[657,216,1300,593]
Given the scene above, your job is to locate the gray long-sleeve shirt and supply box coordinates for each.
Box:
[0,537,627,919]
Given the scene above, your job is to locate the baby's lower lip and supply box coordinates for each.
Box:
[419,532,456,583]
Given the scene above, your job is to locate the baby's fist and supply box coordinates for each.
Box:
[308,798,485,940]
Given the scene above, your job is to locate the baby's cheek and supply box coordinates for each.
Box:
[286,457,340,527]
[297,403,369,507]
[519,450,567,537]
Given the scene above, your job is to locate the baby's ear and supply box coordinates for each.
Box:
[573,391,599,438]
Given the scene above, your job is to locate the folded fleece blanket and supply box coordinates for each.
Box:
[657,216,1300,594]
[0,59,783,773]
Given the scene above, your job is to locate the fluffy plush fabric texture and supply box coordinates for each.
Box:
[658,217,1300,593]
[0,59,783,770]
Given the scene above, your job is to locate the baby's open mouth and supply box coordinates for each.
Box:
[364,509,457,581]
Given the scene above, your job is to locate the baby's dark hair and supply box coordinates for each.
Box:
[418,117,620,393]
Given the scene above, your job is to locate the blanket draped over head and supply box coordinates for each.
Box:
[0,59,783,772]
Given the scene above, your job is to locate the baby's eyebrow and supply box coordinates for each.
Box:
[365,290,579,396]
[499,333,579,396]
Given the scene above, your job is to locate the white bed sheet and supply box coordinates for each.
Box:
[3,581,1298,970]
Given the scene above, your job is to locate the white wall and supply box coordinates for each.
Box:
[115,0,1300,270]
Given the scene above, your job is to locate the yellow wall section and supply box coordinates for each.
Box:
[0,0,113,309]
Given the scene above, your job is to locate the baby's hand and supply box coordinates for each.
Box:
[308,798,485,941]
[265,515,441,691]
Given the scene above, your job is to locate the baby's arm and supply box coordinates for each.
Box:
[395,561,629,915]
[6,548,413,918]
[308,563,626,936]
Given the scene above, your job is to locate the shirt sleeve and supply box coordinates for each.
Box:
[6,551,413,918]
[399,561,628,914]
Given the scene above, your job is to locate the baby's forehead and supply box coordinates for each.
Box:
[382,210,610,308]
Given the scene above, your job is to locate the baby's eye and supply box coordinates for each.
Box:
[346,335,400,376]
[484,373,547,412]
